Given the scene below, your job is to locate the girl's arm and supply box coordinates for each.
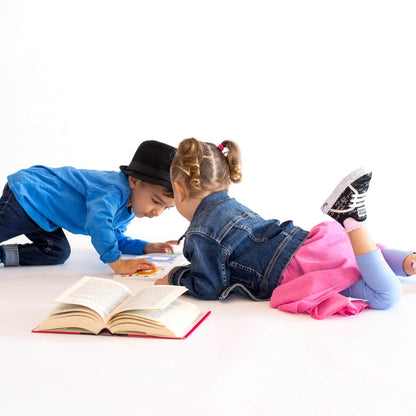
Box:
[159,234,229,300]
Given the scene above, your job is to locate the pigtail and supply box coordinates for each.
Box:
[220,140,242,184]
[172,137,243,197]
[173,138,204,193]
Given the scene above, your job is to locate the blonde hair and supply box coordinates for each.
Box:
[171,138,242,197]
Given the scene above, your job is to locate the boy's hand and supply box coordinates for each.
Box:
[154,274,169,285]
[144,240,178,254]
[108,258,156,275]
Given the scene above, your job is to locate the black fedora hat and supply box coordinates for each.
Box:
[120,140,177,191]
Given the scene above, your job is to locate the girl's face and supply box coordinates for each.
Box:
[172,181,188,220]
[128,177,174,218]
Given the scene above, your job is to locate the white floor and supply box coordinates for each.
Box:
[1,247,416,416]
[1,1,416,414]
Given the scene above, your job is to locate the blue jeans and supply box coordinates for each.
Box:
[0,184,71,266]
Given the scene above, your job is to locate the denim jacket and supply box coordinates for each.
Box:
[168,191,309,301]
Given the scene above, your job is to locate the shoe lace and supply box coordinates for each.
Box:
[350,186,366,208]
[330,185,367,214]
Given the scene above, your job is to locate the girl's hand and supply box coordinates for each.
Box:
[108,258,155,275]
[144,240,178,254]
[154,275,169,285]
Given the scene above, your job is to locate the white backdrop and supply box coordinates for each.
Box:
[1,0,415,253]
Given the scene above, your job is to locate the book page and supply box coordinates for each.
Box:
[35,303,105,334]
[109,300,204,338]
[115,285,188,312]
[114,253,188,280]
[54,276,132,320]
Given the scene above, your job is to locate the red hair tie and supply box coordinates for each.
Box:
[218,144,224,151]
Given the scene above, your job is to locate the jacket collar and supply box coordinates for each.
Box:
[177,191,230,244]
[192,191,230,220]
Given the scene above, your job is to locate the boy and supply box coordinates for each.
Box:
[0,140,177,274]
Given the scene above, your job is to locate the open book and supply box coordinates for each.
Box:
[33,276,209,339]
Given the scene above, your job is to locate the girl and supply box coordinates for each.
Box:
[155,138,415,319]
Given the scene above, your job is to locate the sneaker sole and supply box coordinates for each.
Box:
[321,167,370,215]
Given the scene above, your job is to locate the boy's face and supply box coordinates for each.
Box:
[128,177,175,218]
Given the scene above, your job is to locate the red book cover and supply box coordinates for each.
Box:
[32,311,211,340]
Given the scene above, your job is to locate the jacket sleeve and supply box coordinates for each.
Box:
[168,234,229,300]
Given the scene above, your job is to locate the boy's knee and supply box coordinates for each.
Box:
[51,241,71,264]
[41,239,71,265]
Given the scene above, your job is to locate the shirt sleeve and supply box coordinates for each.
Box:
[84,188,125,264]
[115,228,148,255]
[168,234,228,300]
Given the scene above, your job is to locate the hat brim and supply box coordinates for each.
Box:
[120,166,173,191]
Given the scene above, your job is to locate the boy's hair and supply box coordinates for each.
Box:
[159,186,174,199]
[171,138,242,197]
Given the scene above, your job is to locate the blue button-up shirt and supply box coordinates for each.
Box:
[8,165,148,263]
